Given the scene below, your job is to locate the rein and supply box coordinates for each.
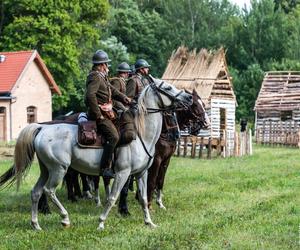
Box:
[135,80,186,166]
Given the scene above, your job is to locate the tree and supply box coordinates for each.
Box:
[0,0,109,112]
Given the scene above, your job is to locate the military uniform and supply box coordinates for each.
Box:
[85,69,128,176]
[126,73,150,99]
[110,77,127,111]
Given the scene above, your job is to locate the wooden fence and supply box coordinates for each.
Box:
[256,120,300,147]
[175,129,252,159]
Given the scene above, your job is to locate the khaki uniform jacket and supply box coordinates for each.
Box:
[85,70,127,120]
[126,73,150,99]
[110,76,127,111]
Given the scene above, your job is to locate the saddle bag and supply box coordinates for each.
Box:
[78,121,97,145]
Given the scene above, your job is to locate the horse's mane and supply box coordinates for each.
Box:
[135,85,151,137]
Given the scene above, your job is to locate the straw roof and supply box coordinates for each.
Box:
[255,71,300,111]
[162,46,235,106]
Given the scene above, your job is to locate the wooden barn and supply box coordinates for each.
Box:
[254,71,300,145]
[162,46,237,155]
[0,50,61,142]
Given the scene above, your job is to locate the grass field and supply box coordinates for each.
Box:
[0,145,299,249]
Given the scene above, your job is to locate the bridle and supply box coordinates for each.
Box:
[146,81,187,113]
[135,79,188,167]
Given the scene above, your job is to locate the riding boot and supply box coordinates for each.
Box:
[100,144,115,178]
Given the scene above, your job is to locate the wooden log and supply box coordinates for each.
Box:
[176,137,181,156]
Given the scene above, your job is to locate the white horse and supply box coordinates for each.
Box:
[0,78,192,230]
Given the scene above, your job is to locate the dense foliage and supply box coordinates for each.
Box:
[1,0,300,120]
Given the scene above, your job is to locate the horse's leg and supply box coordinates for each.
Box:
[155,159,170,210]
[147,155,162,210]
[98,169,130,230]
[118,176,132,216]
[65,168,77,202]
[137,171,157,228]
[93,176,101,206]
[81,173,93,199]
[31,161,48,230]
[44,168,70,228]
[103,176,111,201]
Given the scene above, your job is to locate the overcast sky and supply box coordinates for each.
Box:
[230,0,251,9]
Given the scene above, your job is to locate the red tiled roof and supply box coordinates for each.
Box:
[0,50,61,95]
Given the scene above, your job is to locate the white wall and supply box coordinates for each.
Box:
[10,60,52,139]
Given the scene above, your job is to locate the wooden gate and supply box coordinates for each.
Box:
[0,107,6,141]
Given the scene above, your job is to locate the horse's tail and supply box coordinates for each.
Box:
[0,123,42,190]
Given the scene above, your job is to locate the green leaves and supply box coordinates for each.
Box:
[0,0,109,112]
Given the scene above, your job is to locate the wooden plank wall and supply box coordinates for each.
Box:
[256,115,300,146]
[176,130,252,159]
[210,98,236,155]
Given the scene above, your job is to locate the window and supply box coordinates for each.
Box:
[27,106,37,123]
[280,111,292,121]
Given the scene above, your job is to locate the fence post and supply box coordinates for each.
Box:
[199,137,203,158]
[183,136,187,157]
[248,129,253,155]
[191,136,196,158]
[262,120,266,144]
[207,137,212,159]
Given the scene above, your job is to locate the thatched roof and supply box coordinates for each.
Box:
[255,71,300,111]
[162,46,235,106]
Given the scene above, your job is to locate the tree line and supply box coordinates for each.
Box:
[1,0,300,122]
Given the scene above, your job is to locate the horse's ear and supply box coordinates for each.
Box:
[184,88,192,95]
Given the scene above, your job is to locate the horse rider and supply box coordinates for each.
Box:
[126,59,151,99]
[110,62,131,112]
[85,50,131,178]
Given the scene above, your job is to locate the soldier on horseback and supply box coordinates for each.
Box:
[85,50,131,178]
[110,62,131,112]
[126,59,151,99]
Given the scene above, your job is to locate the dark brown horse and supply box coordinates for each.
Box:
[118,89,209,214]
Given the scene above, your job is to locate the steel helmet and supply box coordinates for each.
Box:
[92,50,111,64]
[117,62,131,72]
[135,59,151,70]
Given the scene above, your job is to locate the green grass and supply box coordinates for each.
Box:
[0,145,299,249]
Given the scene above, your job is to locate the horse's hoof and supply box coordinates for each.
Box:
[97,222,105,230]
[119,209,131,217]
[61,217,71,228]
[31,221,42,231]
[83,191,93,200]
[159,204,166,210]
[61,222,71,228]
[145,221,157,229]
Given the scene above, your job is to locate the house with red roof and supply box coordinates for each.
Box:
[0,50,61,141]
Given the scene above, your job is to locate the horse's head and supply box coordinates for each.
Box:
[150,77,193,108]
[177,89,210,136]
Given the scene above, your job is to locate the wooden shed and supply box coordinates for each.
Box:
[254,71,300,145]
[162,46,237,155]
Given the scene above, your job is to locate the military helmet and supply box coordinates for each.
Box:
[135,59,151,70]
[117,62,131,72]
[92,50,111,64]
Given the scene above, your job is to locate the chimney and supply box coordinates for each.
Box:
[0,55,6,63]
